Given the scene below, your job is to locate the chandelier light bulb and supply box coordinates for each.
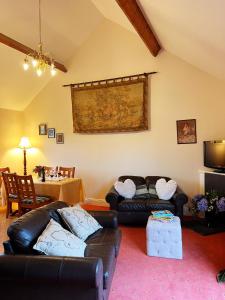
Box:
[23,58,29,71]
[32,58,38,67]
[50,68,57,76]
[36,68,42,77]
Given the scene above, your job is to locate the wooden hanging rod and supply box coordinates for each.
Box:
[62,72,157,88]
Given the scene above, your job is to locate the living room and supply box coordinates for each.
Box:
[1,0,225,299]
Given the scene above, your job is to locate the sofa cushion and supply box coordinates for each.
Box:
[119,175,145,187]
[146,198,175,212]
[86,228,121,257]
[148,184,158,199]
[118,199,147,212]
[155,178,177,200]
[134,184,149,199]
[114,179,136,198]
[33,219,86,257]
[57,204,103,241]
[7,201,68,254]
[85,244,115,290]
[145,176,171,188]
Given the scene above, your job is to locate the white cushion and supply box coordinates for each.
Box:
[155,178,177,200]
[57,204,102,241]
[33,219,86,257]
[114,179,136,198]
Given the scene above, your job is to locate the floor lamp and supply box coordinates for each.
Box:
[18,137,32,175]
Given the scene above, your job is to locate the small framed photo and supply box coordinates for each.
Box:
[56,133,64,144]
[48,128,55,138]
[176,119,197,144]
[39,124,47,135]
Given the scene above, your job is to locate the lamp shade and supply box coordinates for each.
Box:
[18,137,32,149]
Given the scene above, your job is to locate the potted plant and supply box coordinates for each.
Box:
[192,190,225,227]
[33,166,45,182]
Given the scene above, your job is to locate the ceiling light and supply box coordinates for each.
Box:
[22,0,56,77]
[32,58,38,67]
[23,57,29,70]
[50,62,57,76]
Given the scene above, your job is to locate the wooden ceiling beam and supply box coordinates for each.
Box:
[0,33,67,73]
[115,0,161,57]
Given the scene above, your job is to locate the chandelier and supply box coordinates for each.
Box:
[23,0,56,77]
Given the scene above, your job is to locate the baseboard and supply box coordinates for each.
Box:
[84,198,109,207]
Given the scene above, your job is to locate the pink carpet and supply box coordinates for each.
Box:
[110,227,225,300]
[82,205,225,299]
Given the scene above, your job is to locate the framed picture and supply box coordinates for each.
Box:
[48,128,55,138]
[176,119,197,144]
[56,133,64,144]
[39,123,47,135]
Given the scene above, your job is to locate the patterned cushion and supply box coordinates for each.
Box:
[134,184,149,199]
[148,184,158,199]
[21,195,51,205]
[33,219,86,257]
[57,204,103,241]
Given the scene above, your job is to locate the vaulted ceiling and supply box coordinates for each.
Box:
[0,0,103,111]
[1,0,225,111]
[94,0,225,80]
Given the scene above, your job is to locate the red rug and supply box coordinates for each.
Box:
[81,204,109,211]
[110,227,225,300]
[82,205,225,299]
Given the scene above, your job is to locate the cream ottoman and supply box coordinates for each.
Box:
[146,216,182,259]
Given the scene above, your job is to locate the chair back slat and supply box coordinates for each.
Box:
[2,172,18,197]
[58,166,75,178]
[44,166,58,176]
[16,175,37,203]
[0,167,10,186]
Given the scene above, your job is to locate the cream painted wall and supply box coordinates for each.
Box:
[24,19,225,200]
[0,108,23,173]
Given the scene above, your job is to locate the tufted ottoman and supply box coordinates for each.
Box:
[146,216,182,259]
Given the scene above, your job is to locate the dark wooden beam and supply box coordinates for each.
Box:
[115,0,161,57]
[0,33,67,73]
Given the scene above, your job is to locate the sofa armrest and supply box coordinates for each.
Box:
[88,211,118,228]
[0,255,103,288]
[3,240,15,255]
[170,187,188,219]
[105,186,124,210]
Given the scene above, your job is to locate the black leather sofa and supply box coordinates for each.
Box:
[0,201,121,300]
[106,175,188,225]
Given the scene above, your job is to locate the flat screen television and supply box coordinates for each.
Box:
[204,140,225,171]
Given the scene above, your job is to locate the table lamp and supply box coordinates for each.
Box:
[18,137,32,175]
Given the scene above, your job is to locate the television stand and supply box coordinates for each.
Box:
[199,170,225,195]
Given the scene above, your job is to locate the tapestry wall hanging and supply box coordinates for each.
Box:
[66,73,154,133]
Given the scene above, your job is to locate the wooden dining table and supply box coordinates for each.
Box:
[1,177,85,207]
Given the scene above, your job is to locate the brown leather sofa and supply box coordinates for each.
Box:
[0,201,121,300]
[106,175,188,225]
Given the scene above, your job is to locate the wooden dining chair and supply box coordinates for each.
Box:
[58,166,75,178]
[44,166,58,176]
[15,175,53,215]
[0,167,10,187]
[2,172,19,218]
